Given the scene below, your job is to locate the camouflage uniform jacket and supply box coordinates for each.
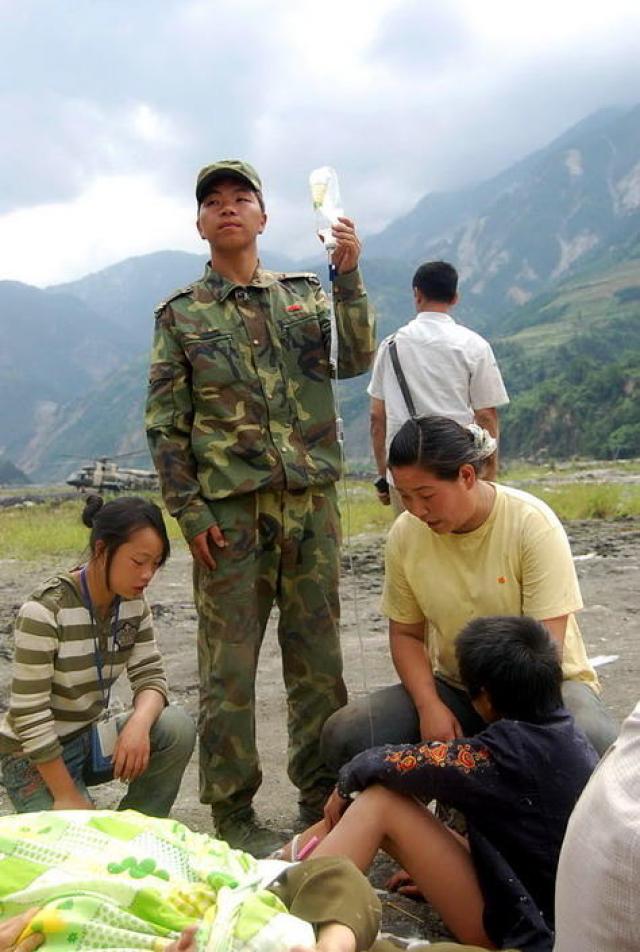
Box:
[145,262,375,542]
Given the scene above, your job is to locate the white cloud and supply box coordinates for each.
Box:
[129,103,176,145]
[0,175,202,286]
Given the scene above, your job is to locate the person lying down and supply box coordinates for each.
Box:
[0,808,379,952]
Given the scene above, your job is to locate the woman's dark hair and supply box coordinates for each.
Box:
[388,416,490,480]
[82,494,170,581]
[456,616,563,722]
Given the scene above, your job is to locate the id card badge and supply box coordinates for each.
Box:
[90,717,118,777]
[97,716,118,757]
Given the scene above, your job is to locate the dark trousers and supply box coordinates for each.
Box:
[321,677,617,770]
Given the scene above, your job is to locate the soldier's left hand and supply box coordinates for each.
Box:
[330,217,361,274]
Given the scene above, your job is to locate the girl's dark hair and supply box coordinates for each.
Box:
[388,416,487,480]
[456,616,563,722]
[82,494,170,580]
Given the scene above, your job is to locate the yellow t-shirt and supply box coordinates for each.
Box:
[382,483,598,691]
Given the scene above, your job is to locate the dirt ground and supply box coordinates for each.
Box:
[1,514,639,941]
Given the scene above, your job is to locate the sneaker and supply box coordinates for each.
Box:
[215,809,287,859]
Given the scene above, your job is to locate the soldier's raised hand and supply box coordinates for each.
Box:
[330,217,361,274]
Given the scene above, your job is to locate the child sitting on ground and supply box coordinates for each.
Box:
[286,616,598,952]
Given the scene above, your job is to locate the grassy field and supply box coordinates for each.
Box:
[0,497,184,562]
[0,484,396,561]
[2,470,640,561]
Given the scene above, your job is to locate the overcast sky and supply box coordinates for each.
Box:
[1,0,639,286]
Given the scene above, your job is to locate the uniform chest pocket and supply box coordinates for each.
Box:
[283,314,331,382]
[184,331,244,387]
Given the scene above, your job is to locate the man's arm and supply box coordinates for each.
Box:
[145,307,226,567]
[390,619,462,741]
[473,406,499,479]
[322,217,375,379]
[370,397,390,506]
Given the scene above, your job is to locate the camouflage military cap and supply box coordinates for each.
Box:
[196,160,262,203]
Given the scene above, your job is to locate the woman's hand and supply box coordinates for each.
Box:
[418,699,463,742]
[323,787,350,829]
[0,908,43,952]
[112,716,151,782]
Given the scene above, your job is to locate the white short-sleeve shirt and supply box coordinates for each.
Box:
[368,311,509,458]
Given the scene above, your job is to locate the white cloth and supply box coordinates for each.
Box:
[368,311,509,461]
[554,702,640,952]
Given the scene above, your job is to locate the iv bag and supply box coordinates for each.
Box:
[309,166,344,250]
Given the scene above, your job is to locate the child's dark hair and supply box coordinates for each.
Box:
[412,260,458,303]
[82,494,170,581]
[388,416,494,480]
[456,616,563,722]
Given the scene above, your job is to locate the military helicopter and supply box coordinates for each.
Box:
[65,454,159,493]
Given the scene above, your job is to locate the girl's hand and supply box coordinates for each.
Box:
[112,717,150,782]
[52,790,94,811]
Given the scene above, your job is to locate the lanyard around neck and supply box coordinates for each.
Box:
[79,565,120,711]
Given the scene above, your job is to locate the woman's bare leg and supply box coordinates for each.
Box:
[312,786,493,949]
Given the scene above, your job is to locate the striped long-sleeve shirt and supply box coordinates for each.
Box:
[0,573,168,763]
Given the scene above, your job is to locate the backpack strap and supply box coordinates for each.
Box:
[388,336,417,418]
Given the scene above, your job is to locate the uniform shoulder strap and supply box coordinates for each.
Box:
[278,271,321,284]
[153,285,194,318]
[388,336,417,419]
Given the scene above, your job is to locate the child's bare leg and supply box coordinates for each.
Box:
[312,786,494,949]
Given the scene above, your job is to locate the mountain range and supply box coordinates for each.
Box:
[2,104,639,481]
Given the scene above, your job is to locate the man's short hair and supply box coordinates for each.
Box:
[456,616,563,722]
[412,261,458,303]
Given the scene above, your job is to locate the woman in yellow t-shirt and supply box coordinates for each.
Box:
[322,416,617,763]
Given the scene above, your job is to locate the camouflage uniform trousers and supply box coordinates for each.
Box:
[193,483,347,820]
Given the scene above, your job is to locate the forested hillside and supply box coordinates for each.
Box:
[497,240,640,458]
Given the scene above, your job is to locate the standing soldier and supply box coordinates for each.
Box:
[145,160,375,856]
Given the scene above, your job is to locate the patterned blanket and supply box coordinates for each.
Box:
[0,810,313,951]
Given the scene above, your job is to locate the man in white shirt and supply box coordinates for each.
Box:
[368,261,509,506]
